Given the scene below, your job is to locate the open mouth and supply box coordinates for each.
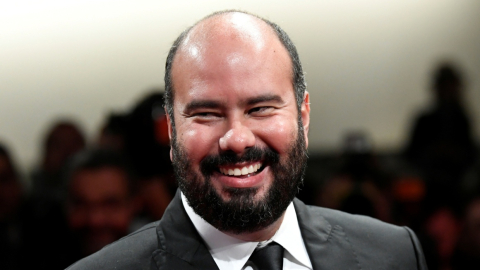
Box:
[218,162,264,176]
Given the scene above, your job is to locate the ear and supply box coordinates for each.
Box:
[165,107,174,161]
[300,91,310,148]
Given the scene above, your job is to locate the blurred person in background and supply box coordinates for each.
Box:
[124,92,171,181]
[405,63,477,204]
[316,131,393,222]
[452,195,480,270]
[65,148,137,259]
[124,92,175,221]
[31,120,86,202]
[0,143,24,270]
[96,92,175,222]
[24,120,87,269]
[421,204,461,270]
[97,89,177,221]
[0,142,72,270]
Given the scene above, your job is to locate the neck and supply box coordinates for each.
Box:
[224,212,286,242]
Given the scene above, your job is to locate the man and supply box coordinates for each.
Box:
[67,10,428,270]
[1,143,73,270]
[65,149,137,261]
[31,120,86,204]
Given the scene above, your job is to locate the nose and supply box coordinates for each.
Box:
[219,121,255,154]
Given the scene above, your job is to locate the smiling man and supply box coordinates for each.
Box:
[167,11,309,243]
[67,10,428,270]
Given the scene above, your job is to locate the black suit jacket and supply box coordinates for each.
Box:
[67,191,428,269]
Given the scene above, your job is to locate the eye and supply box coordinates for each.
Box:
[189,111,222,122]
[194,112,220,117]
[248,106,275,116]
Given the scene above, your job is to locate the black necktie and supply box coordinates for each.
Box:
[244,242,284,270]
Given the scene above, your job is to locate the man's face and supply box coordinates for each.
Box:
[67,167,134,255]
[168,14,310,233]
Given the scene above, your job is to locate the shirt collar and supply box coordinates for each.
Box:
[181,192,312,270]
[272,198,313,269]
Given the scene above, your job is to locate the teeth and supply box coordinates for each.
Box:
[220,163,262,176]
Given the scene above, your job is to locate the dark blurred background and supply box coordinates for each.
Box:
[1,1,480,270]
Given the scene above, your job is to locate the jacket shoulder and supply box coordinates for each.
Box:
[294,199,428,269]
[66,221,160,270]
[307,204,408,239]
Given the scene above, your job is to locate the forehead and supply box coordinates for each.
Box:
[170,13,293,103]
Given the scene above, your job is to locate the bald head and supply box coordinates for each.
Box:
[180,12,274,56]
[164,10,306,124]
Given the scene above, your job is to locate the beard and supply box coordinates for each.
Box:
[171,120,308,234]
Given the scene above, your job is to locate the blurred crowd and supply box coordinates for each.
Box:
[304,63,480,270]
[1,63,479,270]
[1,92,175,269]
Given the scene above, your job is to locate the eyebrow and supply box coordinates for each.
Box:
[245,94,284,106]
[184,100,224,113]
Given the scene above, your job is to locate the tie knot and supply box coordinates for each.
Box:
[244,242,284,270]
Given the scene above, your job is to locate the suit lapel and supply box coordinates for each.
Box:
[153,191,219,270]
[294,199,361,270]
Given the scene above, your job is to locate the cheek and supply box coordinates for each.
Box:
[256,117,298,152]
[178,125,220,159]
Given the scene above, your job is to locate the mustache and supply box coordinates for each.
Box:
[200,147,280,175]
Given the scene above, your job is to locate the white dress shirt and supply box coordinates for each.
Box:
[182,193,312,270]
